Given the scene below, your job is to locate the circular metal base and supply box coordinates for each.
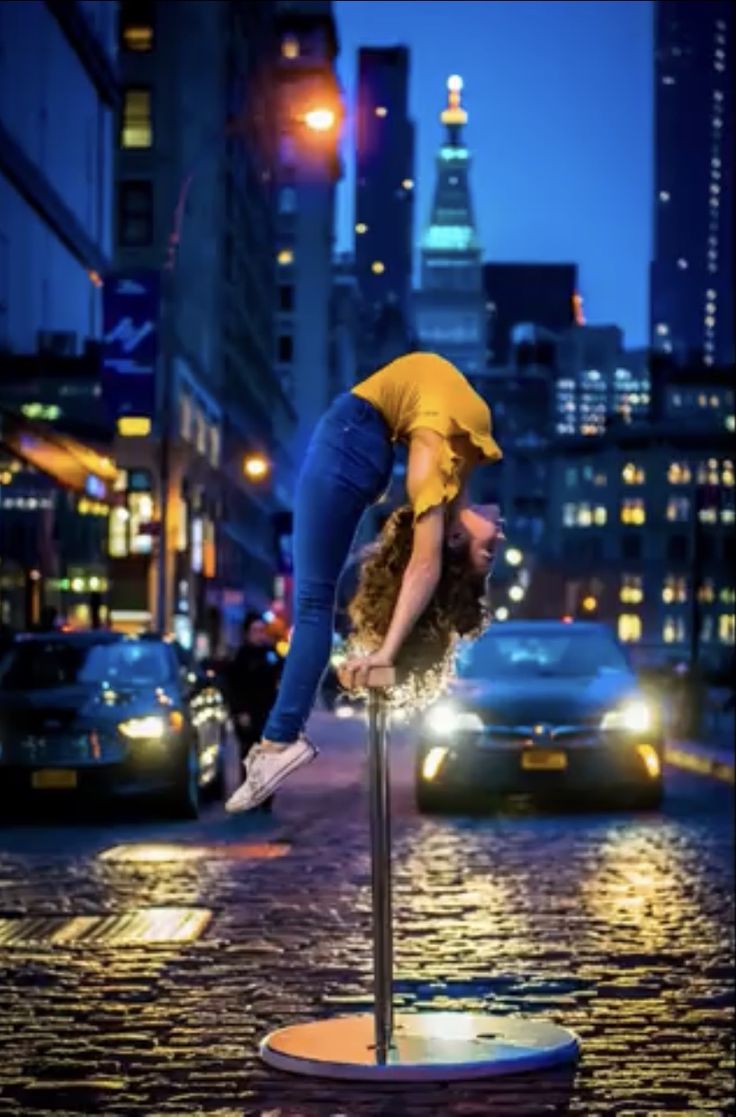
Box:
[260,1012,580,1082]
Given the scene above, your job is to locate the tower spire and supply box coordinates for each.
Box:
[440,74,467,146]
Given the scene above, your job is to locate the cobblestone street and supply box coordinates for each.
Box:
[0,712,733,1116]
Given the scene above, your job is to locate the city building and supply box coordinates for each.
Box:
[542,363,734,668]
[414,76,485,377]
[274,0,343,461]
[554,325,651,437]
[354,46,415,350]
[650,0,733,367]
[112,0,293,651]
[483,262,577,365]
[0,0,119,630]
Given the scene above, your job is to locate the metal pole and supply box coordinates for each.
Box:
[367,687,394,1063]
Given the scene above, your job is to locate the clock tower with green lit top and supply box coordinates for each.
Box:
[414,76,486,377]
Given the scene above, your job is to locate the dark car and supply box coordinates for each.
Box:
[0,631,229,818]
[415,621,664,813]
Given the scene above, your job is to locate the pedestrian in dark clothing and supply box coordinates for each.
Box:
[226,612,283,812]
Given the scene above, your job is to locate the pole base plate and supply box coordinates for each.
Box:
[260,1011,580,1082]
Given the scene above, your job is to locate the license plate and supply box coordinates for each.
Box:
[521,750,567,771]
[31,769,78,790]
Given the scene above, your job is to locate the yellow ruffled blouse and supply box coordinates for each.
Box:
[352,351,502,520]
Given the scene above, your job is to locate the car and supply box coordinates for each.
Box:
[415,620,665,814]
[0,631,230,818]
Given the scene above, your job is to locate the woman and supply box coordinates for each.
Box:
[225,351,503,813]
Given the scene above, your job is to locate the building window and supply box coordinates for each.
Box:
[121,87,152,148]
[118,180,153,246]
[278,187,296,214]
[620,575,643,604]
[663,616,686,644]
[621,534,642,561]
[662,576,687,604]
[618,614,642,643]
[278,335,293,363]
[670,462,692,484]
[621,499,646,525]
[279,285,294,312]
[622,462,645,485]
[666,496,690,522]
[719,614,735,645]
[281,34,300,59]
[371,261,386,275]
[277,248,293,266]
[120,0,153,51]
[698,580,715,604]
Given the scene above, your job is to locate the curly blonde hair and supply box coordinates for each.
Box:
[345,504,490,710]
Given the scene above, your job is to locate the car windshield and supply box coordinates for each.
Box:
[459,630,630,679]
[0,640,173,691]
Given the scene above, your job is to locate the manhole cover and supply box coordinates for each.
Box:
[0,906,212,946]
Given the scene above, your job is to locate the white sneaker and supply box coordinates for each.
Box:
[225,737,317,813]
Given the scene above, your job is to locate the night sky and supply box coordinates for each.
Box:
[334,0,653,348]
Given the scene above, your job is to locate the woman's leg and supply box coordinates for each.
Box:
[262,456,370,743]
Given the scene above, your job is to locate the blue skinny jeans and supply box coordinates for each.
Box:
[263,392,394,743]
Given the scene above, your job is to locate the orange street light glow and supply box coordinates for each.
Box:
[243,454,269,481]
[304,108,336,132]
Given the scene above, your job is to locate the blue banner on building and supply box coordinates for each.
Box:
[102,272,160,420]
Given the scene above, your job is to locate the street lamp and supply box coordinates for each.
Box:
[243,453,270,482]
[509,585,525,603]
[505,547,523,567]
[304,107,336,132]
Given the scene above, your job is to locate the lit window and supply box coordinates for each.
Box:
[622,462,645,485]
[375,106,388,118]
[108,507,129,558]
[281,34,299,59]
[620,575,643,605]
[120,0,153,51]
[371,261,385,274]
[618,614,642,643]
[662,576,687,604]
[723,461,734,486]
[719,615,735,645]
[666,496,690,522]
[656,323,669,336]
[355,223,368,234]
[121,23,153,51]
[577,503,592,527]
[621,499,646,526]
[658,191,670,203]
[277,248,294,266]
[121,88,152,148]
[698,580,715,604]
[563,503,576,527]
[677,257,688,269]
[663,616,685,644]
[401,179,414,190]
[593,506,607,526]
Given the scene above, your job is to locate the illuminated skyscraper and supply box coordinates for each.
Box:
[414,76,485,376]
[650,0,733,367]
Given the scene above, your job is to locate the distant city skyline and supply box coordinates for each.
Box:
[334,0,653,348]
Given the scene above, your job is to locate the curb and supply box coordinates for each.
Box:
[665,744,735,785]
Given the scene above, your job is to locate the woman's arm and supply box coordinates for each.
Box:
[341,431,449,688]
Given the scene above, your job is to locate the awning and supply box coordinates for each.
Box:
[0,407,117,499]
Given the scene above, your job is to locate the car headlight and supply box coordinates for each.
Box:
[600,700,652,734]
[424,702,484,737]
[118,712,184,740]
